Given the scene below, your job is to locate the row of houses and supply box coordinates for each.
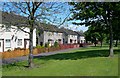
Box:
[0,12,85,52]
[37,23,85,46]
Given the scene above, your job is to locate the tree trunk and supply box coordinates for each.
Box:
[100,40,103,47]
[95,43,96,47]
[37,33,40,45]
[115,39,118,47]
[28,28,34,68]
[109,25,114,57]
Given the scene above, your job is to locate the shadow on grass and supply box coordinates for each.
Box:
[35,49,120,60]
[3,48,119,69]
[90,45,109,48]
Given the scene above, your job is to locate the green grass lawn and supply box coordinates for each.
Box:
[2,45,120,76]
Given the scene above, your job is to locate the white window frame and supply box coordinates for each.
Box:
[5,39,11,48]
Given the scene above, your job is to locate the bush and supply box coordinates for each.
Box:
[7,49,11,52]
[54,41,59,47]
[36,45,44,48]
[20,48,26,50]
[50,45,54,48]
[15,47,21,50]
[45,42,49,48]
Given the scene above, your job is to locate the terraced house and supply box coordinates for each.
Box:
[0,12,36,52]
[75,31,85,44]
[59,27,78,44]
[37,23,63,46]
[37,25,85,46]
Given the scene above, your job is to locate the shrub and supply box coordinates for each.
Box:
[45,42,49,48]
[20,48,26,50]
[36,45,44,48]
[7,49,11,52]
[15,47,21,50]
[50,45,54,48]
[54,41,59,47]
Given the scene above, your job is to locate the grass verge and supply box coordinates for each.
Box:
[2,46,120,76]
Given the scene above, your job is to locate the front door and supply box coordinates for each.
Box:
[24,39,29,49]
[0,40,4,52]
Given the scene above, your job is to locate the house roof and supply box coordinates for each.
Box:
[2,12,84,35]
[59,27,78,35]
[38,23,63,33]
[74,31,84,36]
[2,12,62,33]
[2,11,28,27]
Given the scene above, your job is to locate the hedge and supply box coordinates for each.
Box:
[1,44,82,59]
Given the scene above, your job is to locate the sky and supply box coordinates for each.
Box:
[45,2,88,32]
[0,2,88,32]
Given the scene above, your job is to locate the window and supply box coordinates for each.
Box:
[5,39,11,48]
[0,42,1,47]
[18,39,22,46]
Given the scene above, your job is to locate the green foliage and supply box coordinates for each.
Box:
[7,49,11,52]
[36,45,44,49]
[69,2,120,54]
[85,25,106,44]
[45,42,50,48]
[15,47,21,50]
[54,41,59,47]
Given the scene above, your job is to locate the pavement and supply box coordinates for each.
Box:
[1,47,81,65]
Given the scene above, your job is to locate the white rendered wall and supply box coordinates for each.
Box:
[67,35,78,44]
[79,36,85,43]
[0,24,36,52]
[43,31,63,45]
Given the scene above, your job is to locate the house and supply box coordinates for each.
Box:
[75,31,85,44]
[37,23,63,46]
[59,27,78,44]
[0,12,36,52]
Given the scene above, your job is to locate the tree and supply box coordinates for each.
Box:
[112,11,120,47]
[113,21,120,47]
[91,20,106,47]
[85,26,102,47]
[68,2,120,57]
[85,25,106,47]
[11,2,43,68]
[2,2,69,68]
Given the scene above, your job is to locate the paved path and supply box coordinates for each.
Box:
[1,48,81,65]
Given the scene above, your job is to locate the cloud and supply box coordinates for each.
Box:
[65,24,88,32]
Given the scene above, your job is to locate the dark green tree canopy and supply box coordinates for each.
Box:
[68,2,120,57]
